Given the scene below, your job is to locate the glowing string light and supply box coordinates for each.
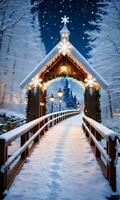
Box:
[58,40,72,56]
[28,75,42,90]
[84,75,99,88]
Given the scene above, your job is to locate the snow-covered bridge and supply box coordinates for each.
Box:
[0,110,119,200]
[0,16,119,200]
[3,114,112,200]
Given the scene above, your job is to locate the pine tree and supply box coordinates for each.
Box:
[95,89,101,123]
[84,87,101,122]
[86,0,120,118]
[26,89,32,122]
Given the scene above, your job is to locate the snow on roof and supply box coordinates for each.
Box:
[71,44,109,89]
[20,21,109,90]
[20,41,109,89]
[60,24,70,34]
[20,45,58,88]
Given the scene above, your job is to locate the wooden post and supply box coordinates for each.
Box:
[40,121,44,135]
[85,121,89,138]
[62,113,64,121]
[34,125,40,143]
[82,123,85,132]
[61,113,63,121]
[57,114,59,123]
[89,125,94,146]
[95,130,101,158]
[0,139,8,198]
[54,114,56,125]
[106,141,109,180]
[55,114,58,124]
[45,118,48,132]
[62,113,65,120]
[107,137,116,192]
[50,116,52,128]
[60,113,61,122]
[59,113,61,122]
[82,118,87,136]
[21,132,29,159]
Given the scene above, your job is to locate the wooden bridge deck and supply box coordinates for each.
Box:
[5,115,112,200]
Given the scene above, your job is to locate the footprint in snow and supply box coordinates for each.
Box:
[51,163,60,170]
[53,157,63,163]
[54,149,63,155]
[48,170,62,179]
[47,180,62,191]
[83,169,90,173]
[56,144,64,149]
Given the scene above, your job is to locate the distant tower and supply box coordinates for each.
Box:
[73,95,77,109]
[63,78,70,102]
[60,15,70,41]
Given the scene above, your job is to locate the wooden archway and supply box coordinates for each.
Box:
[26,54,101,122]
[21,19,108,123]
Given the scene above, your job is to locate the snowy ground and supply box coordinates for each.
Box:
[0,109,25,120]
[5,115,112,200]
[103,115,120,134]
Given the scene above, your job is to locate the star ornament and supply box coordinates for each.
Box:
[29,75,42,89]
[58,40,72,56]
[84,75,99,88]
[61,15,69,25]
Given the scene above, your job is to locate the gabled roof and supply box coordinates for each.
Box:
[20,45,59,88]
[20,20,109,90]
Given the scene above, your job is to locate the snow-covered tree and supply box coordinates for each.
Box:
[86,0,120,119]
[0,0,46,113]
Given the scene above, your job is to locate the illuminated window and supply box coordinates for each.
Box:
[61,65,67,73]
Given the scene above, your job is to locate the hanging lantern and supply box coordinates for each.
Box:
[50,94,54,103]
[57,88,63,98]
[58,40,72,56]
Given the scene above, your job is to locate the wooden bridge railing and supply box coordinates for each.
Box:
[0,118,26,132]
[0,109,80,198]
[82,115,119,192]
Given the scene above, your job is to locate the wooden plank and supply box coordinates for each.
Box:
[0,139,8,198]
[107,137,116,192]
[7,159,25,189]
[0,110,80,198]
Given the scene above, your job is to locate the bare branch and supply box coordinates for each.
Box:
[0,0,6,8]
[105,36,120,56]
[112,0,120,17]
[1,11,26,32]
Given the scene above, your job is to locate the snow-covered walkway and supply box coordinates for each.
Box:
[5,114,112,200]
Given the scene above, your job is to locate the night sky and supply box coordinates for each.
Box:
[32,0,103,58]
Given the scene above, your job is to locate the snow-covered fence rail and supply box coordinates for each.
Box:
[0,118,26,132]
[0,109,80,198]
[82,115,118,192]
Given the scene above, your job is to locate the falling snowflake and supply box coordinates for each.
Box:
[58,40,72,56]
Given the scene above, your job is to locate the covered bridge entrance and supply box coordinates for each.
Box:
[20,16,109,122]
